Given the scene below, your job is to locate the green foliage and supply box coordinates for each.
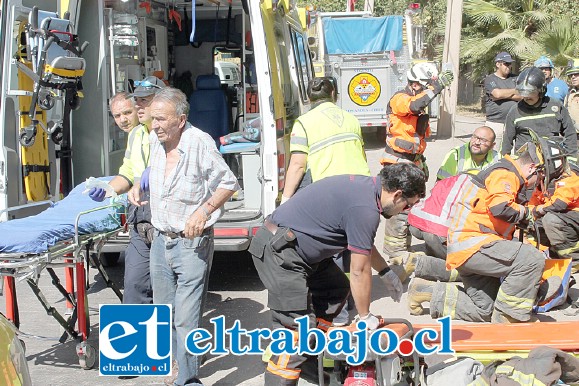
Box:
[461,0,579,80]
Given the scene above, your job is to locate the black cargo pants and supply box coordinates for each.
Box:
[249,224,350,385]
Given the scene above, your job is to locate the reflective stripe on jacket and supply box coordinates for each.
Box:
[408,174,470,238]
[437,144,500,180]
[118,123,150,185]
[290,102,370,181]
[446,156,529,270]
[384,88,432,157]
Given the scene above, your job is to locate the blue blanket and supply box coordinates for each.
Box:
[0,177,124,254]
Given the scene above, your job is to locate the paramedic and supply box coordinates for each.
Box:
[280,77,370,326]
[436,126,499,180]
[281,77,370,201]
[501,67,577,162]
[130,87,238,386]
[408,139,556,323]
[533,167,579,272]
[250,162,425,385]
[380,63,453,262]
[110,92,139,133]
[88,76,165,304]
[483,51,522,147]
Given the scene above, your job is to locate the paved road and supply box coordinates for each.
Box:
[3,116,578,385]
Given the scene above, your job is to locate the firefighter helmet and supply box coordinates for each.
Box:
[407,62,438,87]
[517,129,568,187]
[534,56,554,69]
[567,58,579,76]
[516,67,546,98]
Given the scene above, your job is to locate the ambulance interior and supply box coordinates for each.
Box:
[100,0,262,225]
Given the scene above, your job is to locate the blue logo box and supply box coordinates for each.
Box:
[99,304,172,376]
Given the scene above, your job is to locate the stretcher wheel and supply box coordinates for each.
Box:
[19,130,36,147]
[38,94,55,110]
[50,128,63,144]
[76,341,96,370]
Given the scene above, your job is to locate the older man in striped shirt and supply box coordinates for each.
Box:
[130,87,238,386]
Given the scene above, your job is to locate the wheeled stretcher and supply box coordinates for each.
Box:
[0,178,125,369]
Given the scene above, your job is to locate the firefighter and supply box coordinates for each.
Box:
[532,163,579,272]
[249,163,426,385]
[502,66,577,163]
[408,135,565,323]
[380,63,453,263]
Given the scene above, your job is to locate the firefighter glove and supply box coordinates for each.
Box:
[380,269,403,302]
[88,187,106,202]
[354,312,381,331]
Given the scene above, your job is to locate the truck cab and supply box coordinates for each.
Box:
[0,0,315,253]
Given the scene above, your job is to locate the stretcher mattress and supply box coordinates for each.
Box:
[0,177,123,254]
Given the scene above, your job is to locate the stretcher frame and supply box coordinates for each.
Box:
[0,203,125,369]
[415,321,579,364]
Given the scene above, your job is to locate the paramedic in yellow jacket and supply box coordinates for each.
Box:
[281,77,370,202]
[408,139,562,323]
[88,76,166,304]
[380,63,453,261]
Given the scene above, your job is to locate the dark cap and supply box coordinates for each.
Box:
[494,52,514,63]
[131,76,166,97]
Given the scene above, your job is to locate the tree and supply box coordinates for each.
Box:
[460,0,579,80]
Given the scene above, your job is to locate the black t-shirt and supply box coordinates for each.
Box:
[270,175,382,264]
[484,73,518,123]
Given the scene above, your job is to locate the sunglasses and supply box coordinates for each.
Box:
[134,80,162,89]
[500,62,512,67]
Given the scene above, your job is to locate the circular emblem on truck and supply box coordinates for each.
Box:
[348,73,381,106]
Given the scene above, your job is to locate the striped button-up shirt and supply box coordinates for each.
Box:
[149,123,238,232]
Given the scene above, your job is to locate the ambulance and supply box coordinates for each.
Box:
[0,0,314,253]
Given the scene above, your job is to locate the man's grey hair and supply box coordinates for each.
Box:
[109,92,134,110]
[152,87,190,117]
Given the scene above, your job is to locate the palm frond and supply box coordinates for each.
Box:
[463,0,512,29]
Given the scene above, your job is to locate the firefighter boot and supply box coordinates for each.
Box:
[403,251,426,279]
[536,276,562,304]
[491,309,539,323]
[407,278,434,315]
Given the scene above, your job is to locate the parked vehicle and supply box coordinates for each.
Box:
[0,0,315,253]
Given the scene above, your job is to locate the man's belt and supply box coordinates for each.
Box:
[264,218,295,239]
[384,144,422,162]
[158,227,212,239]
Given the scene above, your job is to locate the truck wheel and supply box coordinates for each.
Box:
[376,127,386,143]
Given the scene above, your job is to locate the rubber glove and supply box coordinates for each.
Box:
[380,269,403,302]
[354,312,381,330]
[88,187,106,202]
[140,167,151,192]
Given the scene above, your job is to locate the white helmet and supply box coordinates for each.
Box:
[407,62,439,86]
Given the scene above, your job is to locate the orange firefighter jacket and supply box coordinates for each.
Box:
[446,156,532,270]
[382,87,434,163]
[529,173,579,214]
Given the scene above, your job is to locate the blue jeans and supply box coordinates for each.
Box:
[150,229,214,386]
